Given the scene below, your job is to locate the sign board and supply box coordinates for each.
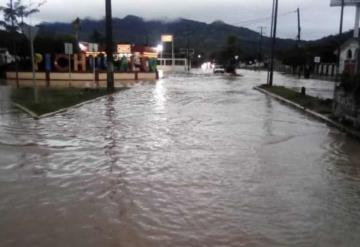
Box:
[89,43,99,52]
[64,43,73,55]
[21,24,39,41]
[180,48,195,55]
[117,44,131,54]
[161,35,173,43]
[330,0,360,6]
[314,56,321,63]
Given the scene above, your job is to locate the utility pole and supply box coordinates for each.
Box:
[9,0,19,88]
[172,38,175,70]
[336,0,345,79]
[21,23,39,103]
[297,7,302,78]
[267,0,276,84]
[105,0,114,92]
[297,8,301,44]
[258,26,266,62]
[340,0,345,35]
[180,48,194,71]
[186,26,190,71]
[268,0,279,86]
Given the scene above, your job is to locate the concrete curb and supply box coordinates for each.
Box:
[12,91,121,120]
[40,93,113,119]
[11,102,39,119]
[254,86,360,140]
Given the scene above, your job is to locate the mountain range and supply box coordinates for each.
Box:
[37,15,298,58]
[0,15,354,62]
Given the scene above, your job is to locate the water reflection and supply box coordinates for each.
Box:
[153,79,166,112]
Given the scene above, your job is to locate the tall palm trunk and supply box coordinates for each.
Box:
[10,0,19,88]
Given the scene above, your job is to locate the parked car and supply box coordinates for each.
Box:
[213,64,225,74]
[0,48,15,66]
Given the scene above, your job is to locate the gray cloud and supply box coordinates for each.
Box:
[0,0,357,40]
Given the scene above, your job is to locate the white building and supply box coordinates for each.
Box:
[338,39,360,74]
[331,0,360,74]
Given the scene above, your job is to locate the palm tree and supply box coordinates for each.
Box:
[0,0,44,87]
[17,0,45,23]
[0,0,20,87]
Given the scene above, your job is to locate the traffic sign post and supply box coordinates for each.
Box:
[314,57,321,64]
[21,23,39,103]
[89,43,99,86]
[65,43,73,83]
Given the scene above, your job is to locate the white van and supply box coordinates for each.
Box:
[0,48,15,66]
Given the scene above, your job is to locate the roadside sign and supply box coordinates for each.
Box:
[117,44,131,54]
[65,43,73,55]
[89,43,99,53]
[314,56,321,64]
[161,35,173,43]
[21,23,39,41]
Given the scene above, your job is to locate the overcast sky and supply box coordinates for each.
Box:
[0,0,358,40]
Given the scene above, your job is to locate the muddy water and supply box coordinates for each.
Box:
[0,70,360,247]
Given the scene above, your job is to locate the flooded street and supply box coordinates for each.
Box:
[0,70,360,247]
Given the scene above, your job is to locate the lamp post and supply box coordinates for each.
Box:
[105,0,114,92]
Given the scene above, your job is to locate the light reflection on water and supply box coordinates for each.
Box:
[0,70,359,247]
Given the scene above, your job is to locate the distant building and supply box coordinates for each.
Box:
[331,0,360,75]
[333,39,360,128]
[331,0,360,128]
[338,39,360,75]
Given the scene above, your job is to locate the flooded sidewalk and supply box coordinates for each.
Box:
[0,70,359,247]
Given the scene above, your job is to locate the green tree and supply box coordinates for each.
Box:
[17,0,45,23]
[0,0,44,86]
[219,35,241,74]
[89,29,104,44]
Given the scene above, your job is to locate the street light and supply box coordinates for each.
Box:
[156,44,164,53]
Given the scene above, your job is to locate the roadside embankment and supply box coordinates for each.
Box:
[255,85,360,140]
[11,87,126,119]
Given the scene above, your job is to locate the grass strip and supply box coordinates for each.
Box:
[259,85,332,115]
[11,87,124,116]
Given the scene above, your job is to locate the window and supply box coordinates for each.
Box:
[347,49,353,59]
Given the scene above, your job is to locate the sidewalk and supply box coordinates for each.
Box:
[254,86,360,140]
[0,86,19,115]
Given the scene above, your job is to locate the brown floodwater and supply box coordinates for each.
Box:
[0,70,360,247]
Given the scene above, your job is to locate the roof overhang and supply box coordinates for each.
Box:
[330,0,360,6]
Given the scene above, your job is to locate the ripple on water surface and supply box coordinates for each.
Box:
[0,71,360,247]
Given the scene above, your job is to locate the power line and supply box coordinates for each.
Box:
[230,9,297,27]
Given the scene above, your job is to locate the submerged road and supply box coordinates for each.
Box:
[0,70,359,247]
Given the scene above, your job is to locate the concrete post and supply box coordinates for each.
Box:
[354,4,360,38]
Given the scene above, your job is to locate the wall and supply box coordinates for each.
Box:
[339,41,360,74]
[313,63,337,77]
[333,88,360,128]
[6,71,158,88]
